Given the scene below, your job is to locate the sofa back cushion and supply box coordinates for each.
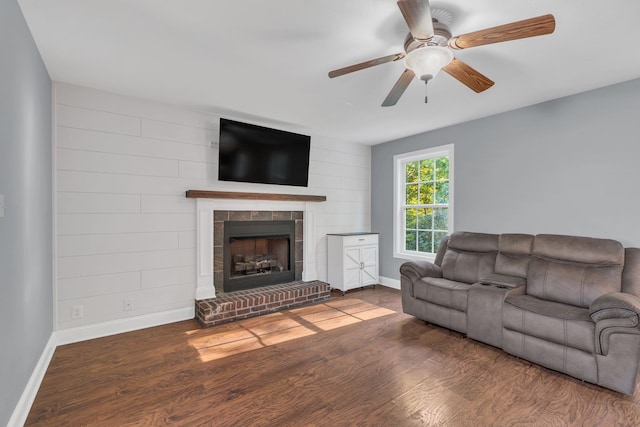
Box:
[527,234,624,308]
[441,232,498,284]
[622,248,640,297]
[433,235,450,267]
[495,234,534,278]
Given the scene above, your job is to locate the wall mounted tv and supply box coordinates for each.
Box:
[218,118,311,187]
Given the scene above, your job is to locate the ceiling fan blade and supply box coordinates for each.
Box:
[328,53,405,78]
[449,14,556,50]
[397,0,434,42]
[442,58,494,93]
[382,69,415,107]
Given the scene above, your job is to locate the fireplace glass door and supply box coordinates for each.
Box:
[223,220,295,292]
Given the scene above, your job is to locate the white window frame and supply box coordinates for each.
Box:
[393,144,454,262]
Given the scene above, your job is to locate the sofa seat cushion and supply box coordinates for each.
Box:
[415,277,470,312]
[504,295,594,354]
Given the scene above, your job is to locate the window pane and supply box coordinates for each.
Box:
[436,157,449,181]
[405,208,417,229]
[434,208,448,230]
[419,183,434,204]
[405,230,417,251]
[406,161,419,183]
[434,231,448,252]
[418,231,433,253]
[419,159,435,182]
[435,181,449,204]
[406,184,418,204]
[417,208,433,230]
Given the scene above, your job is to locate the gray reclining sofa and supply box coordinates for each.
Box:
[400,231,640,394]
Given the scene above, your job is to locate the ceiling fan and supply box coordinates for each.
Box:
[328,0,556,106]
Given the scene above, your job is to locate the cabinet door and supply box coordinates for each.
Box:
[343,247,362,289]
[360,245,378,285]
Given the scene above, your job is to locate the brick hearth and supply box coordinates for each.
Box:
[195,280,330,328]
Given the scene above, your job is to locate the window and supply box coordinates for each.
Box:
[394,144,453,261]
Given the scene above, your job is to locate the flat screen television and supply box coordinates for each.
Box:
[218,118,311,187]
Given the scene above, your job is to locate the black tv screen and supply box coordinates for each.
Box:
[218,118,311,187]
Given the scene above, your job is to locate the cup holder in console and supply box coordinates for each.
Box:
[478,282,509,289]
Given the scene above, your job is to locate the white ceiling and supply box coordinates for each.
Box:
[18,0,640,145]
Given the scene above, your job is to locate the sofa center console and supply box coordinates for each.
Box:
[467,281,524,348]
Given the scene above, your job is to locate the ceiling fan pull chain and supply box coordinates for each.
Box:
[424,80,429,103]
[420,74,433,103]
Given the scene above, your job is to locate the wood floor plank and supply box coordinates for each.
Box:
[26,287,640,426]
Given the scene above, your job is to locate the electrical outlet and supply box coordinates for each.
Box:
[72,304,83,319]
[124,298,134,311]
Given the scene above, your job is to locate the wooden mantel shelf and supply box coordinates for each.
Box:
[185,190,326,202]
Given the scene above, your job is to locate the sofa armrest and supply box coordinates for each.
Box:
[589,292,640,355]
[400,261,442,297]
[589,292,640,322]
[400,261,442,281]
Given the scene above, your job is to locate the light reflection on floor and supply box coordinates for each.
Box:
[187,299,396,362]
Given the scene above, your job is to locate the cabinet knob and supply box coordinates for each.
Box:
[360,262,364,269]
[358,238,365,241]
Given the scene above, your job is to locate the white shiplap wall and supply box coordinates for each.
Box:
[54,83,371,331]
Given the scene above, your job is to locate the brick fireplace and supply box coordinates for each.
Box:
[190,192,329,327]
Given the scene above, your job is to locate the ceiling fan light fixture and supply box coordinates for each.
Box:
[403,46,454,81]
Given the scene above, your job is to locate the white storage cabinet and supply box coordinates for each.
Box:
[327,233,379,295]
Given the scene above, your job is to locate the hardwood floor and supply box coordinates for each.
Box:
[27,287,640,426]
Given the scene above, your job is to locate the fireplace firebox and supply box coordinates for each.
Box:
[223,220,295,292]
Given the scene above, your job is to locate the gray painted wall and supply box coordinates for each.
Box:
[0,1,53,424]
[372,78,640,280]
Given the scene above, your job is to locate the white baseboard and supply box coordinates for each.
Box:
[8,334,57,427]
[55,306,195,346]
[379,276,401,290]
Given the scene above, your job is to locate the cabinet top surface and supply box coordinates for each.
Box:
[327,232,379,236]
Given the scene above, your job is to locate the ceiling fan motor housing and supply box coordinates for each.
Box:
[404,19,452,53]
